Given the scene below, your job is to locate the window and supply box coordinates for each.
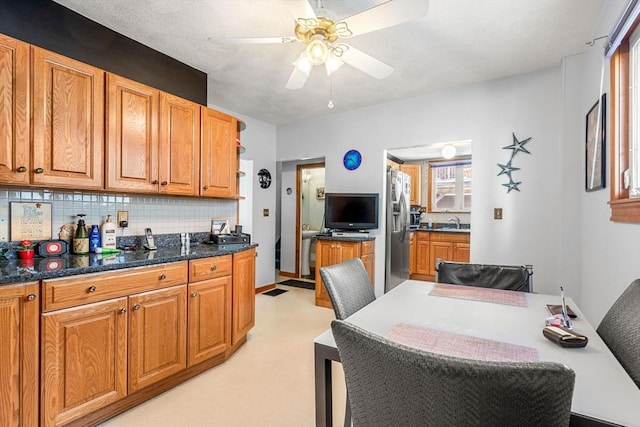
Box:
[607,0,640,222]
[429,159,472,212]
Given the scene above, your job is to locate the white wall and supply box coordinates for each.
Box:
[565,0,640,325]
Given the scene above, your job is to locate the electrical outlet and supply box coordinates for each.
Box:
[494,208,503,220]
[263,209,269,217]
[117,211,129,227]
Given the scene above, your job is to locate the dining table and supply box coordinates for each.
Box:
[314,280,640,427]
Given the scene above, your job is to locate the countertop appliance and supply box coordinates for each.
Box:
[385,169,411,292]
[409,210,420,230]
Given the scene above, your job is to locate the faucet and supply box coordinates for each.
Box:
[448,216,461,229]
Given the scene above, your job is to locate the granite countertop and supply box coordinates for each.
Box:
[316,235,376,242]
[0,240,257,285]
[413,226,471,233]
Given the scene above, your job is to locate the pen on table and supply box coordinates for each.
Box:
[560,286,571,329]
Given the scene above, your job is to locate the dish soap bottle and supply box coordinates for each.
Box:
[101,215,117,249]
[89,224,101,253]
[73,214,89,254]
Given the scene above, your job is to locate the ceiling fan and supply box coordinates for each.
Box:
[210,0,429,89]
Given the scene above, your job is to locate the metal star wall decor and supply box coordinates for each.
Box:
[497,132,533,193]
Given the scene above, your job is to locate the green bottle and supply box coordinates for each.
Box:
[73,214,89,254]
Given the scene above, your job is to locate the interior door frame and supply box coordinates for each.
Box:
[296,162,325,278]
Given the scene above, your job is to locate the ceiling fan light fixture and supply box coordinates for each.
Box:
[293,53,313,75]
[442,144,456,159]
[324,54,344,75]
[305,38,329,65]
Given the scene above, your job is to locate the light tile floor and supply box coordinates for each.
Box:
[99,284,346,427]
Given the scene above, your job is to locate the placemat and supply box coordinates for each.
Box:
[385,323,539,362]
[429,283,528,307]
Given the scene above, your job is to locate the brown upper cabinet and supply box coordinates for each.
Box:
[0,35,30,185]
[32,46,104,189]
[400,164,421,206]
[159,92,201,196]
[201,107,238,198]
[106,73,160,192]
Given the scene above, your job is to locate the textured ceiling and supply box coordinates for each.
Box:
[53,0,606,125]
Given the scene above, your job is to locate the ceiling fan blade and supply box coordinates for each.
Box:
[286,65,311,90]
[287,0,316,20]
[341,0,429,37]
[208,36,297,45]
[340,44,393,79]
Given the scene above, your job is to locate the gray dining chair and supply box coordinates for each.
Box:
[596,278,640,388]
[320,257,376,427]
[331,319,576,427]
[435,259,533,292]
[319,257,376,320]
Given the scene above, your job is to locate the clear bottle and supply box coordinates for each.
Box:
[73,214,89,254]
[89,225,101,253]
[101,215,117,249]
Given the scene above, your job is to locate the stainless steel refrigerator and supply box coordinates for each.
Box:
[385,169,411,292]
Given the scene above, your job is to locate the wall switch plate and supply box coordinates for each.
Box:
[494,208,503,220]
[117,211,129,227]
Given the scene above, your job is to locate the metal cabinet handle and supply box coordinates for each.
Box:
[210,265,217,271]
[152,180,159,184]
[88,286,96,293]
[159,274,166,280]
[17,166,27,173]
[27,293,36,301]
[34,167,44,174]
[119,307,127,314]
[191,291,198,297]
[203,185,209,190]
[161,181,168,186]
[133,303,141,310]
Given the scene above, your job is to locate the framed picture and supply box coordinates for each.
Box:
[211,217,229,235]
[10,202,52,241]
[316,187,325,199]
[585,93,606,191]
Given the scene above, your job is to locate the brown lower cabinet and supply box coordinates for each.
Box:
[0,282,39,427]
[35,249,255,426]
[314,239,375,308]
[411,231,470,281]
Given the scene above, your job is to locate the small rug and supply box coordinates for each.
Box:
[263,288,288,297]
[278,279,315,290]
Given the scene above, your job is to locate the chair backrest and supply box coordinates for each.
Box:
[331,320,575,427]
[319,258,376,320]
[596,278,640,388]
[435,260,533,292]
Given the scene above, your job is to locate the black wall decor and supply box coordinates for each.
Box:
[497,133,533,193]
[258,169,272,189]
[0,0,206,105]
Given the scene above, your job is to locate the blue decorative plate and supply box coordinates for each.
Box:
[343,149,362,170]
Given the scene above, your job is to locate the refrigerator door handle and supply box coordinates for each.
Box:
[398,191,408,241]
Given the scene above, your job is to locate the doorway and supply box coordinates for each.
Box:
[296,163,325,279]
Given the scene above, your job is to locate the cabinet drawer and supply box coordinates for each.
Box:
[189,255,232,282]
[42,261,188,312]
[361,240,375,255]
[430,232,470,243]
[415,231,430,241]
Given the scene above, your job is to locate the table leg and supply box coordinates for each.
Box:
[315,342,339,427]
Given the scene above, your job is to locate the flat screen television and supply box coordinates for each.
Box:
[324,192,379,230]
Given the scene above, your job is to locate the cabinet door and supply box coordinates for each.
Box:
[129,285,186,392]
[201,107,237,198]
[188,276,231,366]
[415,237,430,275]
[0,35,29,185]
[232,248,256,346]
[41,298,127,427]
[409,233,416,274]
[159,92,200,196]
[453,243,470,263]
[106,73,159,192]
[336,241,360,263]
[32,47,104,189]
[314,240,334,303]
[0,283,38,427]
[429,241,453,276]
[400,164,421,205]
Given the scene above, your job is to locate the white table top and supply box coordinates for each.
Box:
[315,280,640,427]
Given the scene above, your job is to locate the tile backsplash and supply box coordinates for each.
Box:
[0,187,237,242]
